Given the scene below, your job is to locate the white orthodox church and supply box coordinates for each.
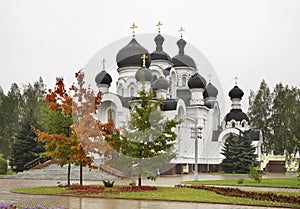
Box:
[94,23,263,174]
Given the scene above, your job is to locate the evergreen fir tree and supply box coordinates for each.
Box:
[221,130,258,173]
[9,113,44,172]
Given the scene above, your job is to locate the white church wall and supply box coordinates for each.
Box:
[117,66,140,78]
[100,93,124,127]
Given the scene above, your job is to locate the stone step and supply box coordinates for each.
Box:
[4,163,118,181]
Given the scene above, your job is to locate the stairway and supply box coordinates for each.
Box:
[5,163,118,181]
[261,155,286,173]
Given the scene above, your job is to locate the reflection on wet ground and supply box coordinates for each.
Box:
[0,173,295,209]
[1,193,285,209]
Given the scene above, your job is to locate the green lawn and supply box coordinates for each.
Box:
[12,185,300,208]
[184,177,300,188]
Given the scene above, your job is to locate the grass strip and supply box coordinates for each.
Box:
[12,186,300,208]
[184,178,300,188]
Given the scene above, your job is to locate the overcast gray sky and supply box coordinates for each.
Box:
[0,0,299,112]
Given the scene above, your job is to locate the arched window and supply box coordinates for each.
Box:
[108,108,116,122]
[130,87,135,97]
[182,76,187,87]
[170,72,177,99]
[231,121,235,128]
[241,121,245,128]
[152,74,158,82]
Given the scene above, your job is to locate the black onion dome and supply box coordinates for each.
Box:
[188,73,207,89]
[204,82,218,98]
[153,76,169,90]
[172,38,196,68]
[225,109,249,122]
[229,85,244,99]
[150,34,172,61]
[95,70,112,85]
[135,67,152,82]
[116,38,151,68]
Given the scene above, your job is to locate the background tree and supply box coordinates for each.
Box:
[22,77,45,123]
[105,89,179,186]
[221,130,258,173]
[248,80,300,158]
[0,83,23,158]
[0,154,7,175]
[0,78,45,159]
[0,87,6,156]
[270,84,299,155]
[294,87,300,155]
[248,80,272,153]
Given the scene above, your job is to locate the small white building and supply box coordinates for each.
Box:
[95,27,262,174]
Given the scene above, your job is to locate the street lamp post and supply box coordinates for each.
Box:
[191,124,202,181]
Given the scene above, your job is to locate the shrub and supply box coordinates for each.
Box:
[248,164,262,183]
[237,178,244,184]
[129,178,136,186]
[294,167,300,183]
[102,180,114,188]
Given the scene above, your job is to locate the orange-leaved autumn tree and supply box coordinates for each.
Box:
[33,70,114,185]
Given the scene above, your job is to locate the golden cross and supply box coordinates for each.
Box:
[130,22,138,38]
[141,54,148,67]
[234,76,238,85]
[101,58,106,70]
[178,26,185,38]
[156,21,163,34]
[208,74,212,82]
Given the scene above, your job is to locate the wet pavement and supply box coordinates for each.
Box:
[0,173,297,209]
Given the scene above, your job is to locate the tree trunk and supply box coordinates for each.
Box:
[138,150,142,186]
[67,163,71,186]
[138,174,141,186]
[80,164,83,186]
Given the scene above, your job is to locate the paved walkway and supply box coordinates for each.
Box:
[0,173,298,209]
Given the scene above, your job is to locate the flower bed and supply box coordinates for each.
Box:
[175,184,300,205]
[69,184,105,194]
[68,184,157,194]
[0,203,66,209]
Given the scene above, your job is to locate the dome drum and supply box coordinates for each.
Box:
[225,109,249,123]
